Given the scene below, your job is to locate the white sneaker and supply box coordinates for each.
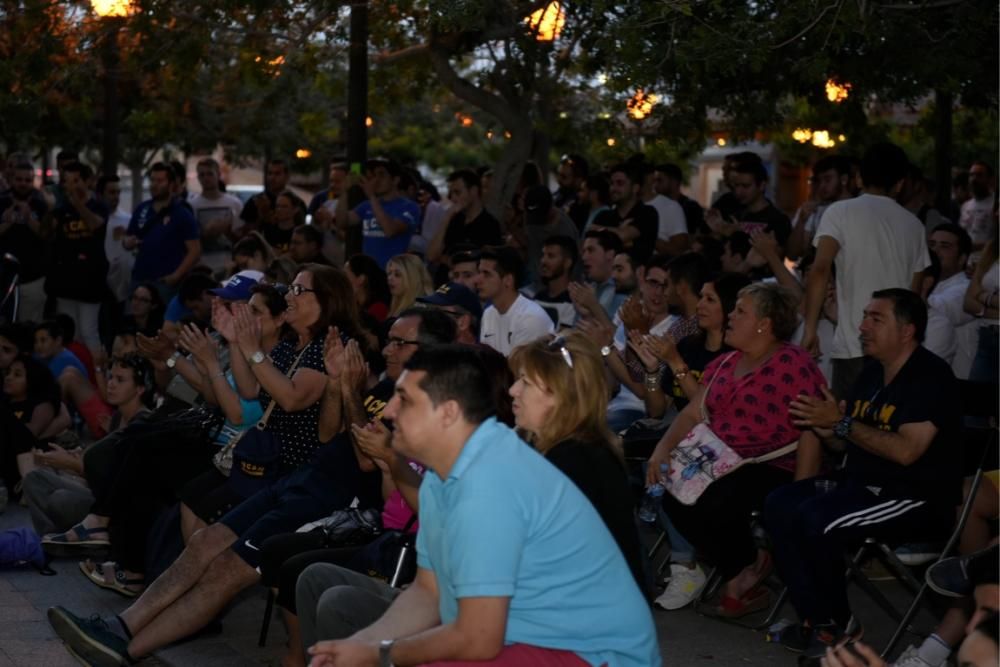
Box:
[654,564,706,610]
[891,645,934,667]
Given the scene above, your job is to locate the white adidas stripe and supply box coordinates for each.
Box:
[837,500,921,529]
[823,499,900,534]
[856,501,926,527]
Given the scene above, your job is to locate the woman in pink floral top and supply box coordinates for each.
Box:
[646,283,826,617]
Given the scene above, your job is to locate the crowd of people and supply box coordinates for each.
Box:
[0,141,996,667]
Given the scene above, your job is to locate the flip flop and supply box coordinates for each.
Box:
[43,523,110,547]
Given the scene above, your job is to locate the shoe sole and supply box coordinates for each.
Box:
[78,562,142,599]
[925,573,967,599]
[47,607,126,667]
[65,643,94,667]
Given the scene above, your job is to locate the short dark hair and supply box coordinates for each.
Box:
[267,158,290,174]
[365,157,401,178]
[542,235,579,268]
[585,172,610,205]
[397,307,457,345]
[447,169,480,193]
[169,160,186,184]
[560,153,590,180]
[56,150,79,164]
[655,163,684,183]
[666,252,710,294]
[931,223,973,259]
[292,224,323,246]
[971,160,995,177]
[731,158,768,184]
[54,313,76,343]
[583,229,624,254]
[724,231,753,260]
[479,246,525,288]
[62,161,86,178]
[96,174,120,196]
[178,274,219,304]
[813,155,851,178]
[872,288,928,343]
[248,284,289,316]
[643,253,673,273]
[403,344,496,425]
[0,323,33,353]
[35,319,63,342]
[10,353,59,409]
[112,353,155,404]
[860,142,910,192]
[149,161,177,184]
[609,162,642,186]
[450,249,480,266]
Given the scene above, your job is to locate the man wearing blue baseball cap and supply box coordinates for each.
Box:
[417,282,481,345]
[208,269,262,302]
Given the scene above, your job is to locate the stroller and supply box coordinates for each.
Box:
[0,253,21,325]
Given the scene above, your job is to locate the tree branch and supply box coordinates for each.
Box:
[427,45,523,130]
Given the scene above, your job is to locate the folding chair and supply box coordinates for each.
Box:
[841,379,998,658]
[0,252,21,325]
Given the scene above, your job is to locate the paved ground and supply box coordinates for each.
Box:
[0,504,937,666]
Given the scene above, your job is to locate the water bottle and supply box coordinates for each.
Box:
[638,464,669,523]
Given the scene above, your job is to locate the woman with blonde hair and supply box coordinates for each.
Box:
[386,253,433,318]
[509,331,649,597]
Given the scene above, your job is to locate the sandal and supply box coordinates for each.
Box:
[79,560,145,598]
[708,586,771,619]
[42,523,110,547]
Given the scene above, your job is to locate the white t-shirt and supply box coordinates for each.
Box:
[190,192,244,233]
[479,294,555,356]
[814,194,930,359]
[646,194,687,241]
[924,272,974,366]
[959,195,995,245]
[104,209,134,301]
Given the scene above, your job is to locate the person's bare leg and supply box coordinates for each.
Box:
[16,451,35,477]
[58,367,95,410]
[180,502,207,544]
[720,548,770,599]
[126,549,259,658]
[281,608,307,667]
[119,522,236,636]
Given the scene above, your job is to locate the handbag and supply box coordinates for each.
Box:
[347,514,418,587]
[665,352,798,505]
[213,345,311,494]
[295,507,383,547]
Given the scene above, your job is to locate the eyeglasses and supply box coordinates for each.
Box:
[287,283,316,297]
[387,337,420,348]
[645,278,668,291]
[547,336,574,369]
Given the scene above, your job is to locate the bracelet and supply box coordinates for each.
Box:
[644,372,661,392]
[672,365,691,380]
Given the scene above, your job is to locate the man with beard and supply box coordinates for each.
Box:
[531,235,577,330]
[0,160,50,322]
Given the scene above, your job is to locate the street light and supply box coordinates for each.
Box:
[825,79,851,103]
[90,0,134,177]
[526,2,565,41]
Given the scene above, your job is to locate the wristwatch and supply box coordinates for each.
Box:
[600,344,613,358]
[248,350,267,366]
[165,352,182,369]
[378,639,395,667]
[833,415,854,440]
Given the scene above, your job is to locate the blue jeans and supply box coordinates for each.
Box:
[969,325,999,384]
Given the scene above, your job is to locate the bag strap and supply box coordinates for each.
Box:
[744,440,799,464]
[257,342,313,430]
[699,352,737,424]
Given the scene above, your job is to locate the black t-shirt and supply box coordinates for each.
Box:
[0,191,49,282]
[46,198,109,302]
[610,202,658,263]
[736,201,792,247]
[545,438,650,598]
[678,195,707,236]
[843,347,962,502]
[442,209,503,253]
[712,191,741,220]
[240,191,278,227]
[262,223,295,255]
[660,337,729,410]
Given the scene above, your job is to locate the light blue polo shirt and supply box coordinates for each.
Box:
[416,418,661,667]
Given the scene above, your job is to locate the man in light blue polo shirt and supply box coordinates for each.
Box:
[309,345,660,667]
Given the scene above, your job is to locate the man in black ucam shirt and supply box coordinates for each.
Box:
[768,288,961,662]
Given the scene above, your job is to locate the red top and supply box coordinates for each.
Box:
[66,341,97,386]
[367,301,389,323]
[701,342,827,471]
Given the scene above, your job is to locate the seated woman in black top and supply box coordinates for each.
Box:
[1,353,66,491]
[633,272,752,419]
[509,331,650,598]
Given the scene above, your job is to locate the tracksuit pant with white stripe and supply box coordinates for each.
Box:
[764,474,954,627]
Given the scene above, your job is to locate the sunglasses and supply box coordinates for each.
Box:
[547,336,574,369]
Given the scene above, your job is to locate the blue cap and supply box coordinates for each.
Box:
[209,271,259,301]
[417,282,482,319]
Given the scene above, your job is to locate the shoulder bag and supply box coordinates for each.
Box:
[665,352,798,505]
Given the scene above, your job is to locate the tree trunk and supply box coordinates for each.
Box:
[933,89,953,214]
[486,118,534,221]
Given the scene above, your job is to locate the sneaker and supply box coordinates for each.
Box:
[925,555,972,598]
[890,645,935,667]
[47,606,130,667]
[777,622,814,653]
[653,563,706,610]
[895,543,942,566]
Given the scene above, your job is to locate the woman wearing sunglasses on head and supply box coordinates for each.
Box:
[509,332,649,599]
